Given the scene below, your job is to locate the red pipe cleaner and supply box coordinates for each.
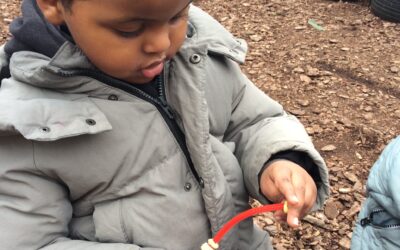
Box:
[214,202,285,244]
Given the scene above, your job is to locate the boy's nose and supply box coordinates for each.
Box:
[142,24,171,54]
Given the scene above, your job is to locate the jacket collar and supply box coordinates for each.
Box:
[187,5,247,64]
[4,0,68,59]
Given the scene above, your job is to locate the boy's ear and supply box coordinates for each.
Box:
[36,0,66,25]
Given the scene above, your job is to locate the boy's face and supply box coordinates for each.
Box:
[53,0,191,84]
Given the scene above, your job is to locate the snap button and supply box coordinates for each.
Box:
[86,119,96,126]
[184,182,192,192]
[41,127,50,133]
[190,54,201,64]
[108,94,118,101]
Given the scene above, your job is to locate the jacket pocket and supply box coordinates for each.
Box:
[92,199,130,243]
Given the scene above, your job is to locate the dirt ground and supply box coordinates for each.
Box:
[1,0,400,249]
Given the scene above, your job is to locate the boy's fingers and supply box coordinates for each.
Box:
[285,172,306,228]
[292,172,306,208]
[301,183,317,215]
[286,178,316,228]
[273,167,299,205]
[286,194,304,228]
[263,161,318,228]
[287,208,301,228]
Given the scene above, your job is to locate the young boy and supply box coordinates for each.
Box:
[0,0,329,249]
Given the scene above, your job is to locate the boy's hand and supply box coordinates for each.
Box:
[259,160,317,228]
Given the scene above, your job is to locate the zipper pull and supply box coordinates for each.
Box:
[360,216,371,227]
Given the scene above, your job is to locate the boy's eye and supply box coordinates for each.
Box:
[115,26,145,38]
[169,13,188,24]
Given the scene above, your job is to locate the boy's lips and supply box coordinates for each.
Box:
[141,61,164,79]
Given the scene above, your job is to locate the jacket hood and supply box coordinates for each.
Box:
[0,0,69,80]
[367,136,400,218]
[4,0,68,58]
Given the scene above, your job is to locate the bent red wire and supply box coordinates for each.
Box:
[213,202,285,244]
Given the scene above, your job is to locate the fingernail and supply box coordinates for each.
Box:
[292,195,299,203]
[293,218,299,226]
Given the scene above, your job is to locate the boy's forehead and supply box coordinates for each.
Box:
[86,0,192,20]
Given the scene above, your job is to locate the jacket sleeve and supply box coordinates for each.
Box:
[222,62,329,208]
[0,139,163,250]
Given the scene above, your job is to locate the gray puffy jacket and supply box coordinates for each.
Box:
[0,6,329,250]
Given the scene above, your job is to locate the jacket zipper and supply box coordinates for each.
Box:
[360,208,400,229]
[56,68,204,188]
[155,71,204,188]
